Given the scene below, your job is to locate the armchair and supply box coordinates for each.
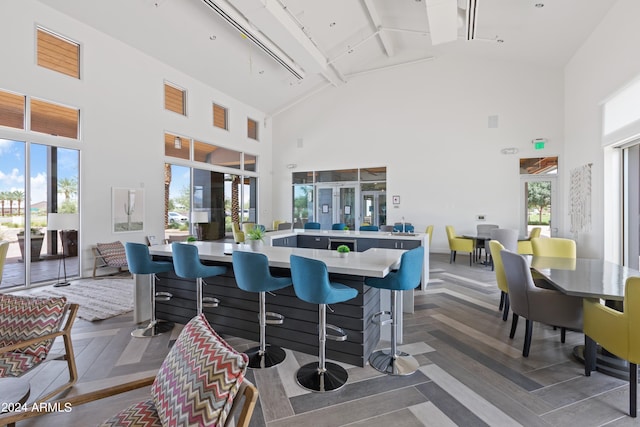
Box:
[0,313,258,427]
[517,227,541,255]
[445,225,474,266]
[232,222,245,243]
[0,294,79,403]
[584,277,640,417]
[501,250,583,357]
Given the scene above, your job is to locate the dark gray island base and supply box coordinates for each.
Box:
[153,257,380,367]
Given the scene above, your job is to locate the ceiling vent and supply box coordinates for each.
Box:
[201,0,305,79]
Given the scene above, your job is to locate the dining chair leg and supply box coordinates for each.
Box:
[499,292,504,311]
[631,362,637,418]
[523,319,533,357]
[502,294,509,322]
[584,335,597,376]
[509,313,518,339]
[560,327,566,343]
[468,252,472,266]
[449,251,455,264]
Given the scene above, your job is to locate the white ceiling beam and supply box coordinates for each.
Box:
[425,0,458,45]
[362,0,395,57]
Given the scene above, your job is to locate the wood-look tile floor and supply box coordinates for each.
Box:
[10,254,639,426]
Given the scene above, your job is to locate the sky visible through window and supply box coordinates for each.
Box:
[0,139,78,210]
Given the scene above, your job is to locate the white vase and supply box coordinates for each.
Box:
[338,252,348,258]
[249,240,262,250]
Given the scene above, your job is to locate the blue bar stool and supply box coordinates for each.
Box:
[332,223,346,230]
[366,246,424,375]
[232,251,291,368]
[171,242,226,315]
[304,222,321,230]
[359,225,379,231]
[125,242,174,338]
[290,255,358,392]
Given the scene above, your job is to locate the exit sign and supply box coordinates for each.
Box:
[533,138,546,150]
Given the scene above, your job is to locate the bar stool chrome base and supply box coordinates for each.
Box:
[369,349,419,376]
[296,361,348,392]
[245,345,286,369]
[131,320,175,338]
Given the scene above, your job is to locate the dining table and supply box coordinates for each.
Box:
[530,256,640,378]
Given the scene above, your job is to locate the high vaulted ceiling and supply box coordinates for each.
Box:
[38,0,617,115]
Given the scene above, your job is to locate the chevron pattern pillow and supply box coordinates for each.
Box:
[151,314,248,426]
[0,294,67,377]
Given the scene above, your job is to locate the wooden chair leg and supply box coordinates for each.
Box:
[509,313,518,339]
[502,294,510,322]
[631,363,637,418]
[523,319,533,357]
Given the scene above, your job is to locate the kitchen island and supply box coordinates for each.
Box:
[145,242,404,367]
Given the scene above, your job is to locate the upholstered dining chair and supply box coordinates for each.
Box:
[476,224,498,261]
[584,277,640,418]
[0,294,79,404]
[501,250,583,357]
[425,225,434,247]
[0,314,259,427]
[531,237,577,297]
[487,228,519,270]
[489,241,510,321]
[517,227,542,255]
[232,222,245,243]
[445,225,474,266]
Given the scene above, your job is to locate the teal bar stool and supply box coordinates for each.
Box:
[171,242,226,315]
[366,246,424,375]
[125,242,174,338]
[290,255,358,392]
[332,223,346,230]
[304,222,321,230]
[359,225,379,231]
[232,251,291,368]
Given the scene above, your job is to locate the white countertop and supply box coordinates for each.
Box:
[149,241,404,278]
[266,229,428,242]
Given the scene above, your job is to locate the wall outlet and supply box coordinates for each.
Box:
[476,214,486,221]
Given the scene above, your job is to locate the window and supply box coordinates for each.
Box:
[213,103,228,130]
[164,82,186,116]
[193,141,240,169]
[0,89,25,129]
[164,133,190,160]
[36,27,80,79]
[30,98,79,139]
[247,118,258,141]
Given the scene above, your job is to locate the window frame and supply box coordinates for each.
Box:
[36,26,81,79]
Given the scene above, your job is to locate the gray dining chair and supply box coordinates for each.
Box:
[501,250,583,357]
[486,228,519,269]
[476,224,499,262]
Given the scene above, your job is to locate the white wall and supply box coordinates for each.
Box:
[0,0,273,278]
[272,55,565,253]
[564,0,640,259]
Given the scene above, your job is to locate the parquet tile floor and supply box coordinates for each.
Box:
[10,254,638,426]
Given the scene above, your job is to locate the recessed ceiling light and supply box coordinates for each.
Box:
[535,3,544,8]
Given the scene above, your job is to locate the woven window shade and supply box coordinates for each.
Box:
[37,28,79,79]
[0,90,25,129]
[247,118,258,140]
[213,104,227,129]
[164,84,185,115]
[31,99,79,139]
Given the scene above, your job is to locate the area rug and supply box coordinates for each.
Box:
[31,278,134,321]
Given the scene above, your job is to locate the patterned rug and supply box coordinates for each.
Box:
[31,278,134,321]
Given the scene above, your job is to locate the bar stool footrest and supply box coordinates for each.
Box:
[265,311,284,325]
[369,349,419,376]
[296,361,348,392]
[131,320,175,338]
[202,297,220,308]
[371,310,392,326]
[245,345,286,369]
[155,291,173,302]
[326,323,348,341]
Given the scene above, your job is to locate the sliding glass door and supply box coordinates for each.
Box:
[0,139,79,289]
